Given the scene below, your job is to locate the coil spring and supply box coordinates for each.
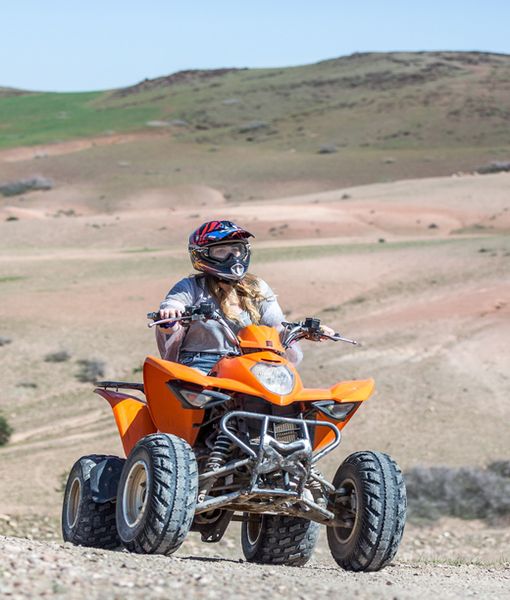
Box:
[205,432,232,472]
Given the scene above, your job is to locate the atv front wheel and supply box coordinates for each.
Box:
[62,455,120,549]
[116,433,198,555]
[241,514,320,566]
[327,451,406,571]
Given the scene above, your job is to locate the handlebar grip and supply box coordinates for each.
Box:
[147,311,160,321]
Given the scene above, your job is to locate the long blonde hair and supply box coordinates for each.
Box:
[204,273,266,324]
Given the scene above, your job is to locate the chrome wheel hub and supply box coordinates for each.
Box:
[122,460,149,528]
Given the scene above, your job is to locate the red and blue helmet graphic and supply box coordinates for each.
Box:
[188,220,254,281]
[189,220,253,247]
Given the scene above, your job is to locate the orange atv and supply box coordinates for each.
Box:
[62,302,406,571]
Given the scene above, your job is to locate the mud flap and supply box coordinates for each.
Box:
[90,456,126,504]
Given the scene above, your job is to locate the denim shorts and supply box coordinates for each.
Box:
[179,351,223,374]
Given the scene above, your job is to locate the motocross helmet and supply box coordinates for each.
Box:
[188,220,254,282]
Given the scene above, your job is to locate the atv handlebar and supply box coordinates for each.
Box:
[148,304,359,349]
[148,303,240,348]
[147,302,216,328]
[281,318,360,348]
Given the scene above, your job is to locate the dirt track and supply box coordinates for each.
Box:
[1,536,509,599]
[1,171,509,598]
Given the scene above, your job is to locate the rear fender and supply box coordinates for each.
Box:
[95,388,157,456]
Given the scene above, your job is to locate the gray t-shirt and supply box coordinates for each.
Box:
[158,275,302,363]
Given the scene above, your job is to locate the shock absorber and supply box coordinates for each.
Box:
[206,432,232,471]
[198,432,233,503]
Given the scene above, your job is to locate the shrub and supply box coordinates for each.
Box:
[0,414,13,446]
[405,461,510,523]
[318,144,338,154]
[0,176,53,197]
[476,161,510,174]
[75,359,105,383]
[44,350,71,363]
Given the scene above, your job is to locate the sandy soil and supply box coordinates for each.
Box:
[0,132,163,163]
[1,536,509,600]
[0,170,509,592]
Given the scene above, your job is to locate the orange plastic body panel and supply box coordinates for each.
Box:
[310,379,375,452]
[142,341,375,452]
[238,324,285,354]
[95,389,157,456]
[143,357,206,445]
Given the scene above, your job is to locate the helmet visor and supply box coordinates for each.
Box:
[207,242,249,262]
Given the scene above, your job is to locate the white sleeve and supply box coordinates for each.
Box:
[160,277,195,311]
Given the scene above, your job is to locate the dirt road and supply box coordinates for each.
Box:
[1,536,509,599]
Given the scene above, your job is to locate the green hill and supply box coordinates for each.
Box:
[1,51,509,151]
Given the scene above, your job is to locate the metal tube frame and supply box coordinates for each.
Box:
[195,410,342,524]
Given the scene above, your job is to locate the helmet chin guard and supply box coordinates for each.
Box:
[230,263,246,278]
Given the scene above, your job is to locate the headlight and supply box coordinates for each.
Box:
[251,363,295,395]
[312,401,357,421]
[167,381,231,408]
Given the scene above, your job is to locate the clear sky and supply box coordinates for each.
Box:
[2,0,509,92]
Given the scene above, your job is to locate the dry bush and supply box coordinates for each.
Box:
[0,414,13,446]
[44,350,71,363]
[75,359,105,383]
[405,462,510,523]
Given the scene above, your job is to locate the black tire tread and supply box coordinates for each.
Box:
[62,454,120,549]
[328,451,406,572]
[119,434,198,556]
[242,515,320,566]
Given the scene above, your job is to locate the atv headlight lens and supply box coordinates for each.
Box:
[312,401,357,421]
[251,363,294,395]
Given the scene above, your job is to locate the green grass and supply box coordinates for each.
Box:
[0,91,160,148]
[1,51,509,154]
[0,275,26,283]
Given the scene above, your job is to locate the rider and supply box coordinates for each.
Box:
[156,220,310,373]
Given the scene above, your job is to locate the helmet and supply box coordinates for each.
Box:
[188,220,254,281]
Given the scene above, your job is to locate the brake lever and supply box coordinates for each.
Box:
[328,333,361,346]
[147,315,191,329]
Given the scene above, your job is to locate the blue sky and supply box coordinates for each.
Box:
[2,0,509,92]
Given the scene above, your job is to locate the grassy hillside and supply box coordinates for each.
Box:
[1,51,509,151]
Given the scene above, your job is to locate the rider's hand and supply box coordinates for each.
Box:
[159,307,182,329]
[319,325,336,341]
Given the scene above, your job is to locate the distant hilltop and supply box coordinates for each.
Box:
[1,51,509,152]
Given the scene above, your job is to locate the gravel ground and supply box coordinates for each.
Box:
[1,536,509,600]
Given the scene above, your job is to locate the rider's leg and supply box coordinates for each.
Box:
[179,352,222,374]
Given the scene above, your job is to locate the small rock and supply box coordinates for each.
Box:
[146,120,171,128]
[238,121,269,133]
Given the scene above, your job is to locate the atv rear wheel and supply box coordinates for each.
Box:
[116,433,198,555]
[241,514,320,566]
[62,455,120,549]
[327,451,406,572]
